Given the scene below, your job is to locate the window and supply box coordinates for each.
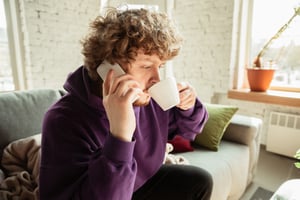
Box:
[0,0,14,91]
[228,0,300,107]
[0,0,25,92]
[251,0,300,91]
[118,4,158,11]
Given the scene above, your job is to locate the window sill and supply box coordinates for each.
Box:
[228,89,300,107]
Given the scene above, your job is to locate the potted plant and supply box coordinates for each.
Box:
[247,6,300,92]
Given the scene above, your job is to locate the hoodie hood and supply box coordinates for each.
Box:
[63,66,104,111]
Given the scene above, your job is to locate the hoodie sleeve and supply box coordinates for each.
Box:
[168,98,208,140]
[39,112,137,200]
[84,134,137,199]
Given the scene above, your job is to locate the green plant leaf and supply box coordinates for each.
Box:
[295,162,300,169]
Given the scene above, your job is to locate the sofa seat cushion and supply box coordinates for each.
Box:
[177,140,249,200]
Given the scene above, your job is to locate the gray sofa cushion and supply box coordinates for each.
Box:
[178,141,249,200]
[223,115,261,146]
[0,89,63,158]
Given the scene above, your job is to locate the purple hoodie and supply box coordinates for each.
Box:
[39,66,208,200]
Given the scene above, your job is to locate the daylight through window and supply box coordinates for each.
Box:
[0,0,14,91]
[251,0,300,90]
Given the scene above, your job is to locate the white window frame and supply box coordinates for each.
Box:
[230,0,253,90]
[2,0,26,91]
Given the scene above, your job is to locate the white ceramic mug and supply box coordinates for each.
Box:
[148,77,180,111]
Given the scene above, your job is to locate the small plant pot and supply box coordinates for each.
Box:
[247,68,275,92]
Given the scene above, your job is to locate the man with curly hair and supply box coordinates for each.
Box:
[39,7,212,200]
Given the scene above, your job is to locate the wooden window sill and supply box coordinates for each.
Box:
[228,89,300,107]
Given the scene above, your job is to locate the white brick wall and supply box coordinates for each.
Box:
[171,0,234,102]
[17,0,300,144]
[18,0,100,89]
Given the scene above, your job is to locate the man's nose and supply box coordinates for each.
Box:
[150,67,161,84]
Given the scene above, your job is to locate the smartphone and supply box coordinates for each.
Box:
[97,61,142,103]
[97,61,125,81]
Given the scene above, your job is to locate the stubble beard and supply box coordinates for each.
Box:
[133,93,151,107]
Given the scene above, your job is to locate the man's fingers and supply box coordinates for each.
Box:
[102,71,142,105]
[124,87,143,103]
[177,82,188,92]
[115,79,140,98]
[176,82,196,110]
[103,70,114,96]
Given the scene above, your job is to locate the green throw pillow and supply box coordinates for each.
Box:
[194,103,238,151]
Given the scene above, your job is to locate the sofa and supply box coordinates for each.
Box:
[0,89,262,200]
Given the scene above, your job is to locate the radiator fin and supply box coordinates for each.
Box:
[266,111,300,158]
[297,118,300,129]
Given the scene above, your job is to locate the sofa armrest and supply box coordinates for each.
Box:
[223,114,262,146]
[223,114,262,185]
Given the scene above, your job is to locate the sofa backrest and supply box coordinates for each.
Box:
[0,89,64,157]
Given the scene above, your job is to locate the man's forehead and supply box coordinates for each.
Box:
[134,51,162,63]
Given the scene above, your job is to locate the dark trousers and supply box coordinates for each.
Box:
[132,164,213,200]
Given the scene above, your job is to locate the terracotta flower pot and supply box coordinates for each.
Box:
[247,68,275,92]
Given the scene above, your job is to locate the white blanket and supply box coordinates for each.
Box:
[164,143,190,165]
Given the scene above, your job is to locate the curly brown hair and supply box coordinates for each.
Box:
[81,7,183,80]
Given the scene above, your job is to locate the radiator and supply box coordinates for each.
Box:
[266,111,300,158]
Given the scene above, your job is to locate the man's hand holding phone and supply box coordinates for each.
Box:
[100,63,142,142]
